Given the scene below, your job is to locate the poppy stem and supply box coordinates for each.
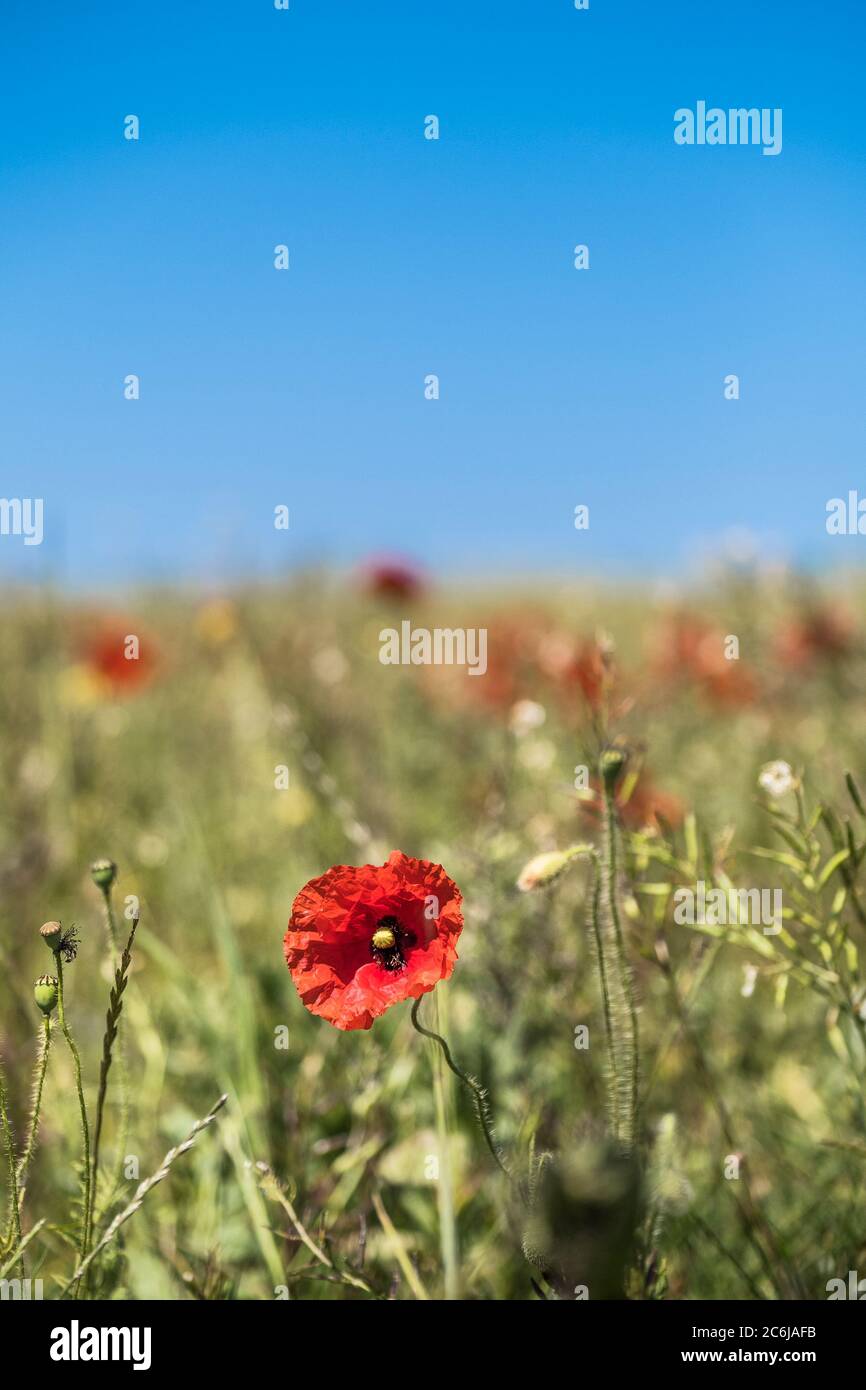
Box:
[0,1054,22,1273]
[588,850,619,1109]
[16,1015,53,1201]
[601,778,640,1150]
[410,996,512,1184]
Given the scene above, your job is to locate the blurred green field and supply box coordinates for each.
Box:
[2,567,866,1300]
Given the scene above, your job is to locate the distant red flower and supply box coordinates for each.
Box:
[284,851,463,1031]
[361,555,426,601]
[540,633,615,713]
[652,614,757,708]
[579,771,684,833]
[82,625,158,695]
[618,775,684,831]
[776,607,853,669]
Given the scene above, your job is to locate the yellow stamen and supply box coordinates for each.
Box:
[372,927,396,950]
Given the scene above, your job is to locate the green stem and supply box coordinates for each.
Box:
[57,955,92,1297]
[0,1056,22,1272]
[430,993,460,1299]
[588,851,619,1108]
[101,886,119,954]
[602,782,640,1150]
[16,1016,52,1197]
[410,996,513,1185]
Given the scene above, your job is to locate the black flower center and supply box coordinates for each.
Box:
[370,915,416,972]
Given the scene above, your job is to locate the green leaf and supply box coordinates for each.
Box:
[816,848,851,891]
[744,847,806,873]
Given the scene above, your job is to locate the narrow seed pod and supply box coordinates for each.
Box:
[90,858,117,890]
[34,975,59,1015]
[40,921,63,952]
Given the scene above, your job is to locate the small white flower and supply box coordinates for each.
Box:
[758,760,799,799]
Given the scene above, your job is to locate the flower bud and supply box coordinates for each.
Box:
[516,845,593,892]
[40,920,63,952]
[34,975,58,1015]
[600,747,627,793]
[90,857,117,890]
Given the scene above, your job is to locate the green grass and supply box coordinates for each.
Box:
[1,569,865,1299]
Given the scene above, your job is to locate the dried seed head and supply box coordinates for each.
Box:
[40,921,63,952]
[58,925,80,962]
[34,974,58,1015]
[90,857,117,890]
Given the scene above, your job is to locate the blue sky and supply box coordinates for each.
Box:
[2,0,865,586]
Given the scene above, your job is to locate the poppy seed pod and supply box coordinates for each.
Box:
[40,921,63,952]
[90,858,117,890]
[34,975,58,1015]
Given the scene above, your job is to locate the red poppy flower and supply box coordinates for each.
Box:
[82,624,158,695]
[360,555,426,601]
[284,851,463,1031]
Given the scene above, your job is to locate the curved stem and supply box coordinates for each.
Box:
[410,996,512,1184]
[57,956,92,1297]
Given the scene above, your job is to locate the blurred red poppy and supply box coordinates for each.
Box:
[652,614,757,708]
[82,625,158,695]
[361,555,426,601]
[775,607,853,669]
[284,851,463,1031]
[579,770,684,833]
[540,633,615,713]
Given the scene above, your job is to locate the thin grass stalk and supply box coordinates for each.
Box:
[0,1218,46,1282]
[429,991,459,1298]
[98,882,132,1189]
[56,954,92,1297]
[60,1093,227,1297]
[256,1161,374,1295]
[91,915,139,1222]
[371,1190,430,1301]
[653,936,797,1299]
